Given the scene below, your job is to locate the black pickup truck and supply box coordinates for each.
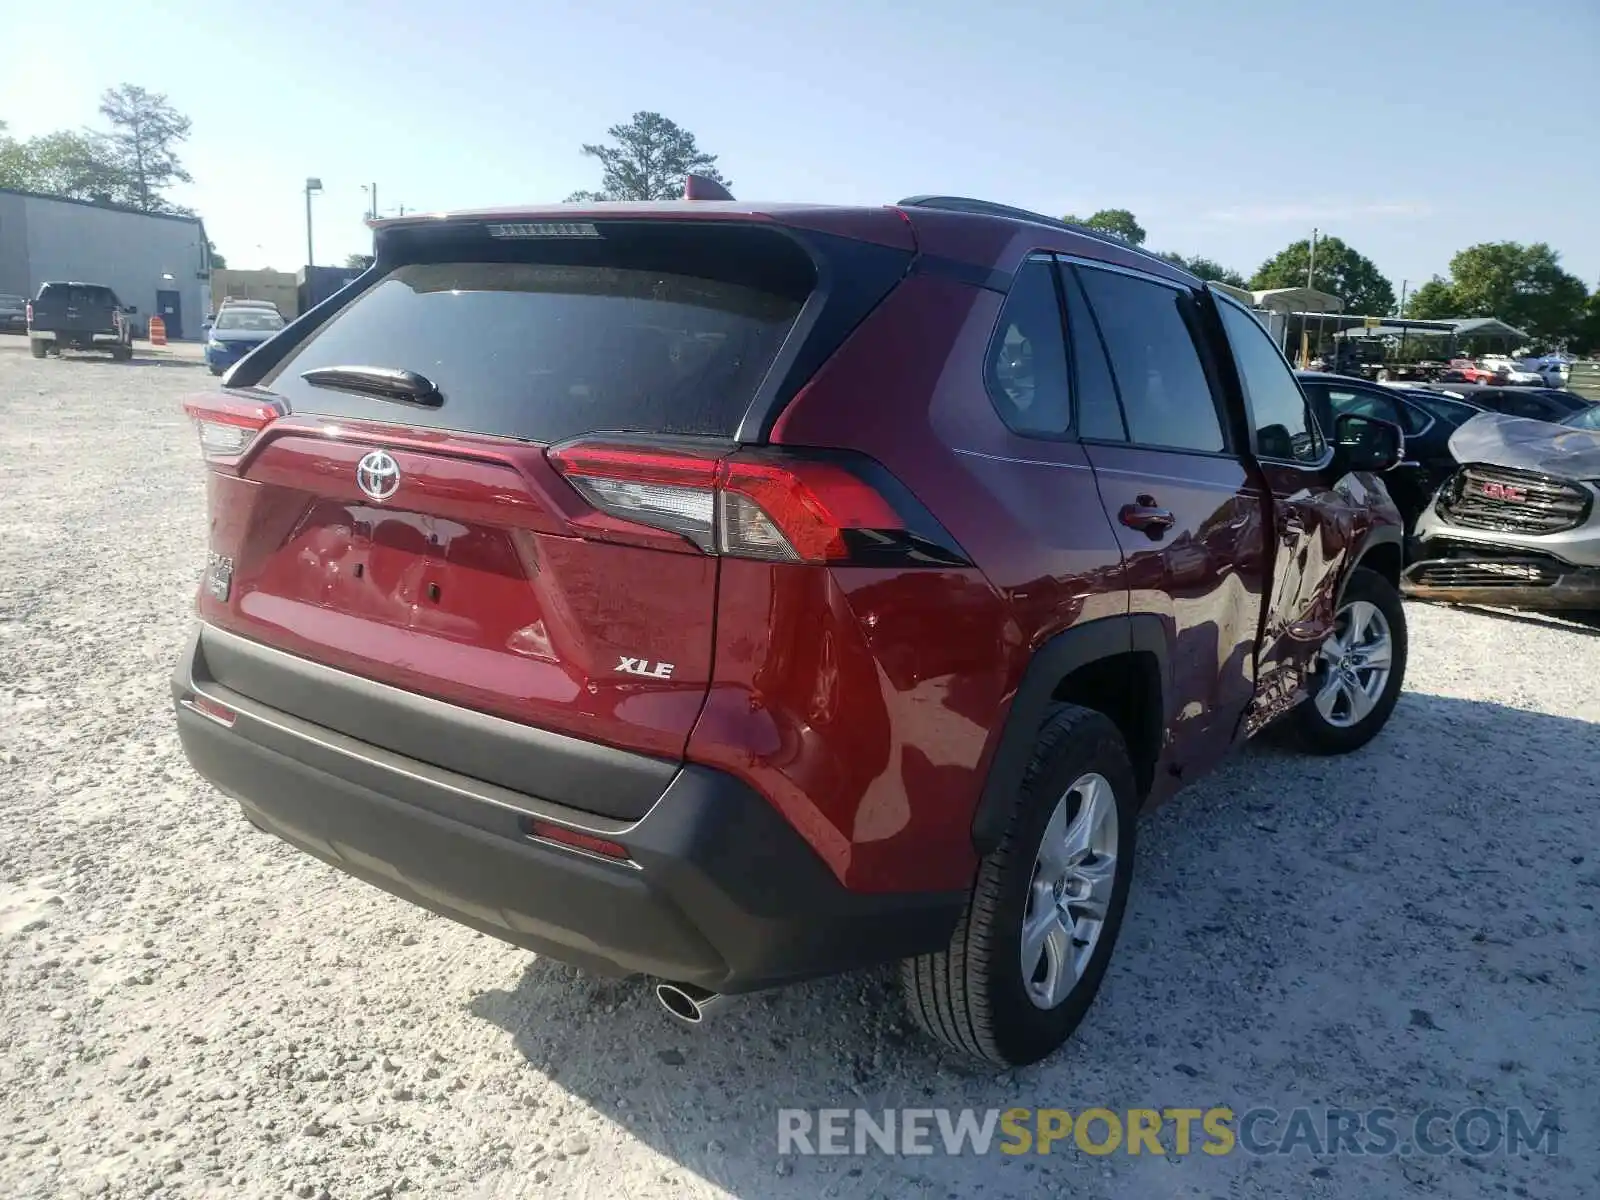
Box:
[27,282,136,361]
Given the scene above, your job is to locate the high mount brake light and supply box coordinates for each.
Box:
[182,396,281,463]
[547,442,961,566]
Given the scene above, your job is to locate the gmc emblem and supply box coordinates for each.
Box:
[1479,482,1527,502]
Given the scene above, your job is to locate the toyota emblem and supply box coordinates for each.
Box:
[356,450,401,501]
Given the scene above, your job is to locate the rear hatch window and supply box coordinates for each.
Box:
[259,222,818,443]
[40,284,116,307]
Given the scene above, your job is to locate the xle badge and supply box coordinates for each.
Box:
[206,552,234,601]
[616,657,675,679]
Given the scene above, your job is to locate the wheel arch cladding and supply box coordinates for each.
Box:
[972,614,1169,854]
[1350,525,1403,594]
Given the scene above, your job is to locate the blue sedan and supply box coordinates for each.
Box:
[205,306,286,375]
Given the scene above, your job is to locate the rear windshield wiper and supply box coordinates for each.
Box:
[300,365,443,408]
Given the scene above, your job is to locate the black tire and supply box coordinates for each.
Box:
[901,705,1138,1065]
[1290,566,1407,754]
[111,345,133,362]
[29,338,48,359]
[208,365,224,376]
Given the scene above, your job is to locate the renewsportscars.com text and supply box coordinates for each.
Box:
[777,1106,1561,1159]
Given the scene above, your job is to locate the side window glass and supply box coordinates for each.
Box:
[1327,387,1401,426]
[1074,266,1225,453]
[1394,399,1431,436]
[1058,265,1126,441]
[984,259,1071,438]
[1216,300,1324,463]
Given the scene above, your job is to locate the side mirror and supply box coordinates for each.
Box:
[125,305,138,314]
[1333,413,1404,473]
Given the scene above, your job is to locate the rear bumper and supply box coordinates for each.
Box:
[172,625,961,991]
[205,344,252,368]
[29,329,124,345]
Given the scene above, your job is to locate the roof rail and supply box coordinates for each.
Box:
[896,195,1188,274]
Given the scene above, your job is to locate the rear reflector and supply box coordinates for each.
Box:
[182,395,282,464]
[524,819,632,862]
[181,693,238,727]
[547,440,968,566]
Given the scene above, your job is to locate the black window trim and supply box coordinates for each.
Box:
[1208,287,1335,471]
[1063,256,1242,460]
[1052,256,1129,444]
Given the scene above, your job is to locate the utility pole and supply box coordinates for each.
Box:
[305,177,323,268]
[362,182,379,220]
[1398,279,1409,362]
[1300,228,1319,368]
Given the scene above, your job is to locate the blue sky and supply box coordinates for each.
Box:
[5,0,1597,297]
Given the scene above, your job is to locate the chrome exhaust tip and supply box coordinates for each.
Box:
[655,981,725,1024]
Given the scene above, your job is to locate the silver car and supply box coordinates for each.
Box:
[1404,405,1600,609]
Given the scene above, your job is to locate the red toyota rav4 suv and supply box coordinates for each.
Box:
[174,192,1409,1065]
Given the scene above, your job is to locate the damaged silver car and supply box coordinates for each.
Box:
[1404,404,1600,609]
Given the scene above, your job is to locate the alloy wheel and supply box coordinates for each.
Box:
[1020,772,1119,1010]
[1314,599,1393,728]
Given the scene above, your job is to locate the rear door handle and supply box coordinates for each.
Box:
[1119,496,1176,539]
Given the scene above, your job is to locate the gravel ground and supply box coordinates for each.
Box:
[0,337,1595,1199]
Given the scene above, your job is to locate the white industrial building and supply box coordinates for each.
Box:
[0,188,212,340]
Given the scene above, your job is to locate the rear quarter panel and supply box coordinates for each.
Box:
[697,269,1126,892]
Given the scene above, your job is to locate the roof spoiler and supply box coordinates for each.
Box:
[684,174,735,201]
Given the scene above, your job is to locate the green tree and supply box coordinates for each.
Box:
[1250,236,1396,316]
[97,83,193,212]
[567,112,729,202]
[0,127,123,201]
[1421,242,1589,345]
[1156,252,1247,288]
[1402,276,1456,319]
[207,240,227,269]
[345,253,375,270]
[1063,208,1146,246]
[1572,290,1600,356]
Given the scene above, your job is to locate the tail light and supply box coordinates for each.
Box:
[24,301,33,325]
[548,441,969,567]
[181,395,282,464]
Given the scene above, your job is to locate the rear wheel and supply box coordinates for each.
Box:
[901,705,1138,1065]
[1291,566,1407,754]
[29,338,47,359]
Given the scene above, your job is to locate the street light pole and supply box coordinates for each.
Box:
[1299,228,1319,368]
[305,177,324,268]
